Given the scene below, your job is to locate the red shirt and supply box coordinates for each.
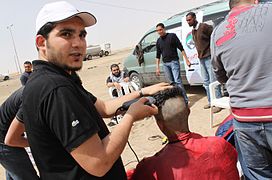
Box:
[129,132,239,180]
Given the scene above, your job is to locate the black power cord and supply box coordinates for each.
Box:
[114,107,140,163]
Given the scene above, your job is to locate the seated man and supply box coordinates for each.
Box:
[106,63,130,97]
[130,87,239,180]
[106,64,130,126]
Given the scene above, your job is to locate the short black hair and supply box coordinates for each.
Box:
[37,22,56,39]
[186,12,196,18]
[156,23,165,29]
[110,64,119,70]
[24,61,32,65]
[153,86,186,108]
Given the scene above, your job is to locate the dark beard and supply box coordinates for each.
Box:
[46,42,82,72]
[50,60,82,72]
[113,72,121,77]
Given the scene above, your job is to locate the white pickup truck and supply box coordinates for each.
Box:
[84,44,110,61]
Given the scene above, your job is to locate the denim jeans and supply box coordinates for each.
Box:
[200,56,222,103]
[233,120,272,180]
[0,144,39,180]
[163,60,188,104]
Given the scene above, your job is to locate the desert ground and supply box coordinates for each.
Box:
[0,48,229,178]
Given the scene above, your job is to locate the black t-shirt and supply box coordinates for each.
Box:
[20,72,32,86]
[0,87,24,143]
[22,60,126,180]
[156,33,184,63]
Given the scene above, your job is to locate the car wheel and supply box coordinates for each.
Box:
[86,54,92,60]
[4,76,9,81]
[130,72,144,89]
[104,51,109,56]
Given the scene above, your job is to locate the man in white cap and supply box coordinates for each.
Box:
[22,1,171,179]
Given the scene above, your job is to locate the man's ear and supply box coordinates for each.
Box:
[254,0,259,4]
[36,35,46,52]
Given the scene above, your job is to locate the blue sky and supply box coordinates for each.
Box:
[0,0,217,74]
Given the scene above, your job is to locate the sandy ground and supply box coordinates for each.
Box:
[0,49,229,178]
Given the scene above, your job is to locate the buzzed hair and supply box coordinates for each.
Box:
[24,61,32,65]
[186,12,196,18]
[156,23,165,29]
[110,64,119,70]
[153,87,189,123]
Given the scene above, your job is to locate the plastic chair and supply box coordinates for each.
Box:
[209,81,230,128]
[108,82,139,122]
[108,82,139,98]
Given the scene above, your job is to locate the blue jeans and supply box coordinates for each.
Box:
[200,56,222,103]
[163,60,188,104]
[0,144,39,180]
[233,120,272,180]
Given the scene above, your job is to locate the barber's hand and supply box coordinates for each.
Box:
[114,82,122,90]
[156,68,160,76]
[142,82,172,96]
[126,98,158,122]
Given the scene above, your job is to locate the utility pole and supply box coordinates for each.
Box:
[14,55,20,74]
[7,24,22,74]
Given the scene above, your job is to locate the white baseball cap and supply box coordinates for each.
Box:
[36,1,97,34]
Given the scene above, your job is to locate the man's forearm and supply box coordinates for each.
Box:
[71,114,135,177]
[101,114,134,166]
[106,82,115,88]
[5,136,29,148]
[182,51,190,62]
[100,91,142,117]
[156,58,160,69]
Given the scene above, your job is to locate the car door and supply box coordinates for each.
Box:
[139,31,167,84]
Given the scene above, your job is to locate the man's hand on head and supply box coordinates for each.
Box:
[141,82,172,96]
[125,97,158,122]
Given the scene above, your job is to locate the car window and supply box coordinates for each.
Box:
[140,32,159,54]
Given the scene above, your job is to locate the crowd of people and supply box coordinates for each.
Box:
[0,0,271,179]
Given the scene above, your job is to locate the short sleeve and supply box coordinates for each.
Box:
[156,39,161,59]
[106,76,112,84]
[174,34,184,52]
[43,86,100,152]
[20,75,27,86]
[16,106,24,123]
[15,88,24,123]
[87,92,97,104]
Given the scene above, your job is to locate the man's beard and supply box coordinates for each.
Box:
[113,72,121,77]
[46,43,82,72]
[51,60,82,72]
